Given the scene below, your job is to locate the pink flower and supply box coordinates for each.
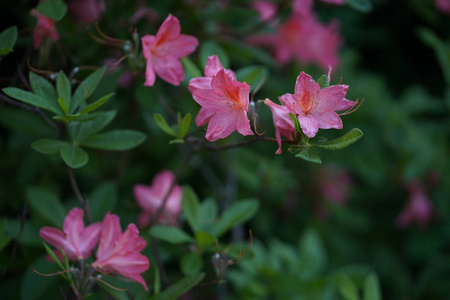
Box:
[39,208,101,261]
[292,0,313,16]
[134,170,183,227]
[264,99,295,154]
[247,10,343,71]
[92,213,149,290]
[129,5,158,25]
[318,164,353,205]
[436,0,450,14]
[68,0,105,25]
[251,1,278,22]
[191,69,254,141]
[279,71,355,138]
[31,9,59,49]
[188,55,236,127]
[141,14,199,86]
[396,182,434,229]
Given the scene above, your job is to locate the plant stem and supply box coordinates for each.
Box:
[67,167,92,224]
[149,151,193,226]
[0,93,59,131]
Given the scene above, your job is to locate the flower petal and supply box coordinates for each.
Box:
[153,55,184,86]
[155,14,180,44]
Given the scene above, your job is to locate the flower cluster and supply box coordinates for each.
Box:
[142,14,198,86]
[248,0,343,70]
[189,56,254,142]
[40,208,149,290]
[188,55,356,153]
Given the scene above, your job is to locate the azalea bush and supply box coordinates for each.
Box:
[1,0,450,299]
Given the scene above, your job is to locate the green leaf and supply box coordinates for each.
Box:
[181,57,202,80]
[53,113,81,123]
[287,145,302,155]
[296,150,322,164]
[42,242,65,272]
[313,128,363,150]
[31,139,70,154]
[98,277,131,300]
[149,226,194,244]
[363,272,381,300]
[346,0,373,13]
[418,28,450,85]
[60,145,89,168]
[26,187,65,227]
[4,219,41,246]
[81,129,146,150]
[317,74,330,89]
[0,26,18,56]
[236,65,267,91]
[195,231,216,247]
[80,93,114,115]
[153,113,177,137]
[36,0,67,21]
[70,66,107,112]
[182,185,200,232]
[29,72,62,115]
[210,199,259,237]
[89,182,118,222]
[2,87,61,114]
[299,229,327,278]
[169,138,185,144]
[21,256,59,300]
[200,40,229,68]
[335,274,360,300]
[56,71,71,112]
[69,110,116,142]
[179,113,192,138]
[289,113,301,134]
[57,97,69,115]
[180,252,203,275]
[149,273,205,300]
[199,198,218,230]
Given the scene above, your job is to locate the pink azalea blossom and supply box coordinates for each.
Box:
[134,170,183,227]
[251,1,278,22]
[191,69,254,141]
[188,55,236,127]
[31,9,59,49]
[92,213,149,290]
[436,0,450,13]
[39,208,101,261]
[141,14,198,86]
[396,181,434,229]
[264,98,295,154]
[68,0,105,25]
[279,71,356,138]
[318,164,353,205]
[248,0,343,72]
[292,0,313,16]
[129,3,158,25]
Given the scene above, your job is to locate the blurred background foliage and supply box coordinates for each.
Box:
[0,0,449,299]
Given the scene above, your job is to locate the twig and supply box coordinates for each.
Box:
[67,167,92,224]
[0,93,59,131]
[187,135,286,152]
[149,151,193,226]
[151,237,169,287]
